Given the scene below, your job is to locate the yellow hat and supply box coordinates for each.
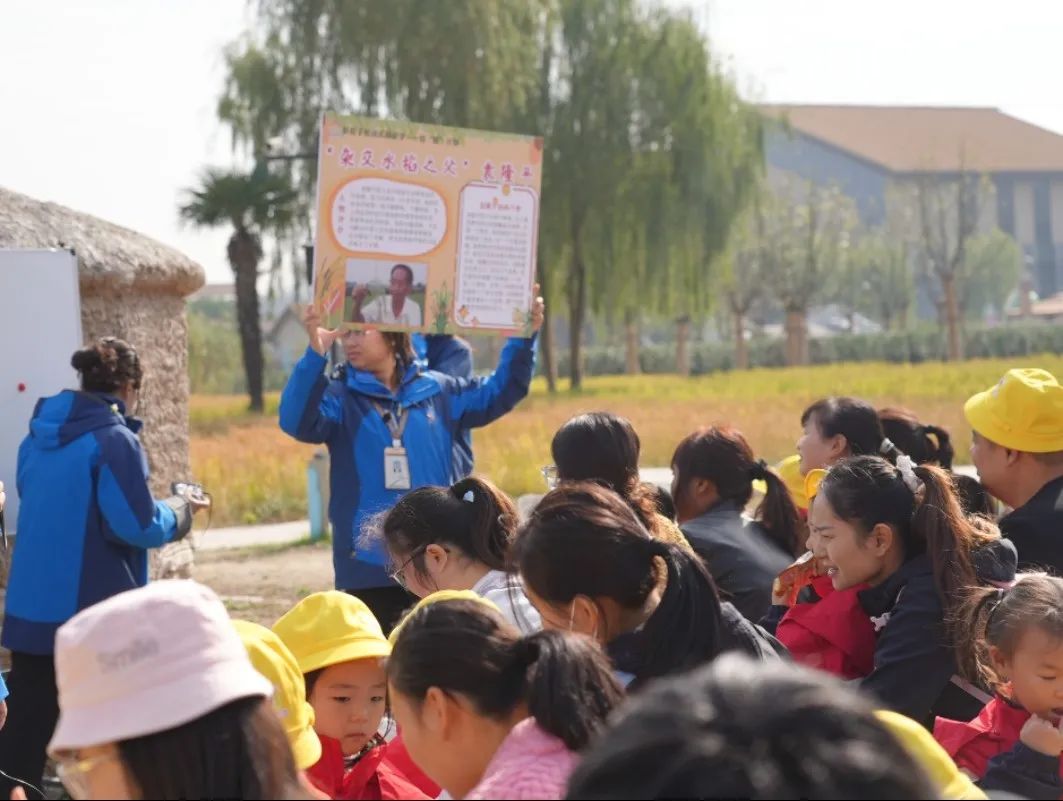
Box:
[388,590,500,647]
[778,455,810,510]
[964,368,1063,453]
[875,711,986,800]
[233,620,322,771]
[751,455,809,510]
[272,591,391,675]
[804,469,827,505]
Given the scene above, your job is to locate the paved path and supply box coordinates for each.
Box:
[194,520,310,551]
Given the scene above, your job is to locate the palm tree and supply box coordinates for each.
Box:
[180,167,296,412]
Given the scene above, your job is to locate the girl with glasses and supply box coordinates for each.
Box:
[377,477,540,634]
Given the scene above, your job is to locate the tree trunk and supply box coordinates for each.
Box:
[1019,274,1034,318]
[569,222,587,391]
[733,308,749,370]
[230,230,265,412]
[784,309,809,366]
[942,273,964,360]
[675,316,692,377]
[536,254,557,393]
[624,309,641,375]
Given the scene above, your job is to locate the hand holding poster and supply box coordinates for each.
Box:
[313,113,543,335]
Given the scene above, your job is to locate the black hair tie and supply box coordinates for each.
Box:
[511,637,541,670]
[749,459,771,482]
[984,584,1012,634]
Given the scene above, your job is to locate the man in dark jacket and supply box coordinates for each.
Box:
[966,368,1063,574]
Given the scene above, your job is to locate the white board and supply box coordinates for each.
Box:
[0,249,82,533]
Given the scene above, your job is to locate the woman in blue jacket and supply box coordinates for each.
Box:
[0,337,208,795]
[280,292,542,629]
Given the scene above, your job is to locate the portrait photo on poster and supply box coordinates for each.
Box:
[345,258,427,328]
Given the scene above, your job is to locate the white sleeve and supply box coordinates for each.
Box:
[482,584,542,635]
[411,300,422,327]
[362,296,382,323]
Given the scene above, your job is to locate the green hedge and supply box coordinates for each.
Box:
[548,324,1063,376]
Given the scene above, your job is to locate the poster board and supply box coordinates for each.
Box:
[312,113,543,336]
[0,249,82,533]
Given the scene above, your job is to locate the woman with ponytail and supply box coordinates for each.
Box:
[387,596,623,800]
[670,426,800,622]
[811,455,1016,725]
[549,412,693,553]
[377,476,540,633]
[879,407,956,470]
[0,338,208,794]
[514,483,784,690]
[797,396,900,475]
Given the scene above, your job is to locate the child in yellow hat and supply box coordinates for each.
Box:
[235,620,330,800]
[966,368,1063,574]
[233,620,322,771]
[273,591,428,801]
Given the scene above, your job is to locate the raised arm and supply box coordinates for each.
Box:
[279,305,344,443]
[444,289,544,429]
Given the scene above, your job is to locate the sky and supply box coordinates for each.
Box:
[2,0,1061,285]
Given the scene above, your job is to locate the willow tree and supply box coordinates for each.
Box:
[220,0,545,159]
[848,230,914,331]
[540,0,645,389]
[580,8,761,378]
[763,179,855,366]
[963,229,1023,320]
[721,197,770,369]
[912,169,992,360]
[216,0,757,388]
[216,0,549,306]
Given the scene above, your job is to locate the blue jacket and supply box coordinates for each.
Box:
[280,336,536,590]
[3,391,192,655]
[414,334,475,478]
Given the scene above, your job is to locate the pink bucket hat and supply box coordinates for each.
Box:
[49,580,272,753]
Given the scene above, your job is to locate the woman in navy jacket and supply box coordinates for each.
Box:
[280,292,542,629]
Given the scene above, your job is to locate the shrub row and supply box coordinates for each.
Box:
[547,324,1063,376]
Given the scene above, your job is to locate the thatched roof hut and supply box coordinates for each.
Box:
[0,185,206,577]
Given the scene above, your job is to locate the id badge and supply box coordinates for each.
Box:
[384,446,412,490]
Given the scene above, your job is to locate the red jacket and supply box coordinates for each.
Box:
[306,735,430,800]
[936,697,1063,780]
[776,575,876,680]
[383,734,441,798]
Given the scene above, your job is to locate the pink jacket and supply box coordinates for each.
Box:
[465,718,578,800]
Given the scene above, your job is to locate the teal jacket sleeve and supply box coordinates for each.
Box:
[96,431,187,549]
[442,336,537,429]
[279,348,344,444]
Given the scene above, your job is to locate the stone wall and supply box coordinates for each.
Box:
[0,185,206,586]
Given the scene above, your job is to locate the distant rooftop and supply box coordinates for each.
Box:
[761,104,1063,174]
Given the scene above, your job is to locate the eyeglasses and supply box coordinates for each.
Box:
[541,465,559,490]
[55,751,117,799]
[387,546,427,589]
